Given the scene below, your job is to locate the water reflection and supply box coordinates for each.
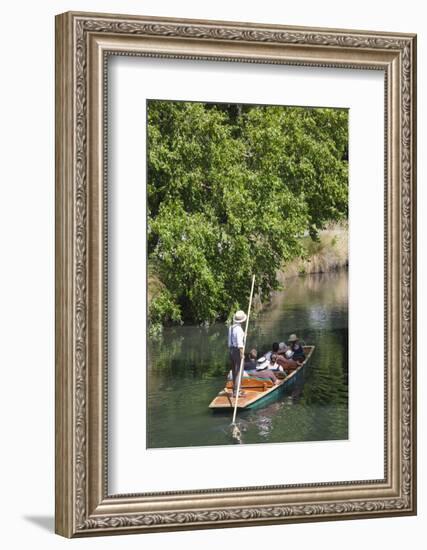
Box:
[147,271,348,448]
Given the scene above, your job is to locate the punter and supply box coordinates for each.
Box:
[228,310,247,397]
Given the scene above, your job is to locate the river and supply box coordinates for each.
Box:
[147,270,348,448]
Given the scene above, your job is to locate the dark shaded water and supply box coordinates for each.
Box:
[147,271,348,448]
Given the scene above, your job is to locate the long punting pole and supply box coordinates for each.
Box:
[231,274,256,428]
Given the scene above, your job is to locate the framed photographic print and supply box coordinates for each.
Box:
[55,11,417,537]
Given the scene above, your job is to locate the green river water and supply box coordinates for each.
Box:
[147,271,348,448]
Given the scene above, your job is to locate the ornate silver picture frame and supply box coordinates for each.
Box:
[55,11,417,537]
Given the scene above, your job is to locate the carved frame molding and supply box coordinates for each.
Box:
[55,11,416,537]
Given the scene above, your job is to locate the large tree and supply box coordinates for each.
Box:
[147,100,348,326]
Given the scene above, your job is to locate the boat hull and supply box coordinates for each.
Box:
[209,346,314,411]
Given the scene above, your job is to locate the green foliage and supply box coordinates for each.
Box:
[147,101,348,325]
[149,286,182,325]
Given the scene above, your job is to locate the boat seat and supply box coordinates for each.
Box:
[225,378,274,391]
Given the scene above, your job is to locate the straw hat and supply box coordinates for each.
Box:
[233,310,247,323]
[256,357,269,370]
[288,334,298,342]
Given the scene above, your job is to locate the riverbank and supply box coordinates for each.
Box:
[278,223,348,284]
[148,223,348,330]
[250,223,348,314]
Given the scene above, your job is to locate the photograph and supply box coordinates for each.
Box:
[146,99,349,448]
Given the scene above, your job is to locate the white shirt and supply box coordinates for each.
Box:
[228,323,244,348]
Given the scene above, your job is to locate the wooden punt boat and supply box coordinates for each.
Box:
[209,345,315,411]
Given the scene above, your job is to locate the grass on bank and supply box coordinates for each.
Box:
[148,222,348,334]
[277,222,348,283]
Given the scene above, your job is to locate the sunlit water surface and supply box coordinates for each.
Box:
[147,271,348,448]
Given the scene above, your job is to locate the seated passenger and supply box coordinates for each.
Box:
[265,342,280,361]
[277,342,288,356]
[287,334,305,362]
[270,353,286,370]
[271,352,298,373]
[249,357,279,384]
[244,349,258,371]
